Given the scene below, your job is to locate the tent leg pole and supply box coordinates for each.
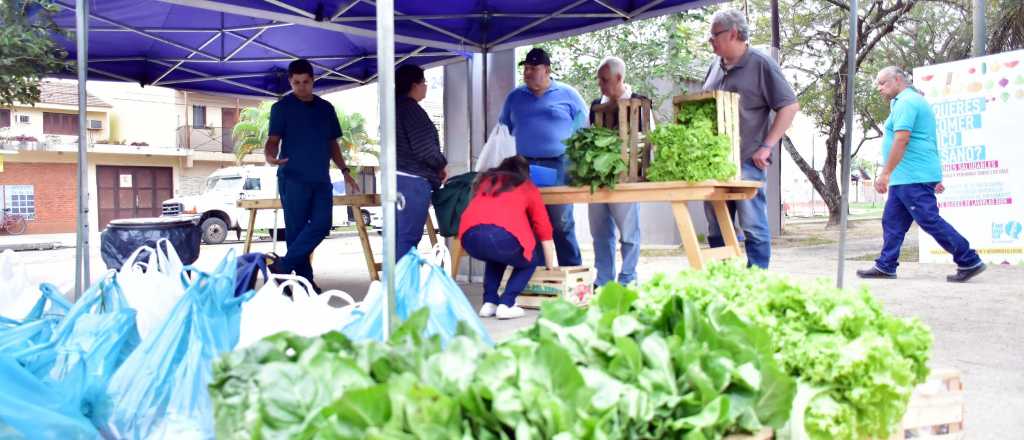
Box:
[74,0,91,300]
[376,0,397,339]
[837,0,857,288]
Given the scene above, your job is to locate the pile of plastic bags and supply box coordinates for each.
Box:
[1,241,493,438]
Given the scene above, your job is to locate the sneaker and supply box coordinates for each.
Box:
[495,304,525,320]
[855,266,896,279]
[478,302,498,318]
[947,263,986,283]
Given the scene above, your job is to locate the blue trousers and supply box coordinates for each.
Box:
[875,182,981,274]
[526,155,582,266]
[278,177,333,282]
[395,174,433,257]
[461,224,543,307]
[704,160,771,268]
[588,202,640,286]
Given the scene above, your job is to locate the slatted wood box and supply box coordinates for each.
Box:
[501,266,596,309]
[672,90,742,179]
[889,368,964,440]
[591,98,654,183]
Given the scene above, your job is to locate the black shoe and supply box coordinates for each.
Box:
[267,260,289,275]
[856,266,896,279]
[308,280,323,295]
[947,263,986,283]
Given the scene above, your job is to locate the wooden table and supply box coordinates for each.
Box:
[237,194,438,281]
[450,180,762,276]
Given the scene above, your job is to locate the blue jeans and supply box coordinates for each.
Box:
[526,155,582,266]
[704,160,771,268]
[875,182,981,274]
[588,202,640,286]
[278,178,333,282]
[461,224,543,307]
[396,174,433,257]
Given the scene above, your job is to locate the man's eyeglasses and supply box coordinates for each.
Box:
[708,28,730,42]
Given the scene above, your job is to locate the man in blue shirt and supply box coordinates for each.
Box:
[498,48,587,266]
[857,66,985,282]
[265,59,359,289]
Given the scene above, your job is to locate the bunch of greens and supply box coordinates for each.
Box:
[210,282,795,439]
[564,126,627,192]
[634,262,933,439]
[647,102,736,182]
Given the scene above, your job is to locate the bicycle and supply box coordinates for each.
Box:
[1,209,27,235]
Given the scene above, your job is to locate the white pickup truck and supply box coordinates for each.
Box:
[161,166,381,244]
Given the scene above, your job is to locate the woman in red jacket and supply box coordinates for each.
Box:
[459,155,558,319]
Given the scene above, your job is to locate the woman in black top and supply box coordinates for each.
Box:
[394,64,447,257]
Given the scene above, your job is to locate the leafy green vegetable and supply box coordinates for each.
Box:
[211,277,794,439]
[647,101,736,182]
[635,261,933,439]
[565,126,627,192]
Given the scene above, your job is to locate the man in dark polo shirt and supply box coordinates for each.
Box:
[265,59,359,288]
[701,9,800,269]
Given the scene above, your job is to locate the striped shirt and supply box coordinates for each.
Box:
[396,96,447,188]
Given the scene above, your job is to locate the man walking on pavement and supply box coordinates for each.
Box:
[498,47,588,266]
[856,66,985,282]
[264,59,359,290]
[587,56,646,286]
[701,9,800,269]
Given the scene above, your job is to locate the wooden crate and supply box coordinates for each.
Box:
[672,90,742,177]
[591,98,654,183]
[890,368,964,440]
[502,266,595,309]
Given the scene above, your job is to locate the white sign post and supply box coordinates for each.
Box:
[915,50,1024,265]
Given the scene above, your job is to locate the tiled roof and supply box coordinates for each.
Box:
[39,81,112,108]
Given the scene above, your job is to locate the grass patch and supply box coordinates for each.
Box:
[640,246,685,257]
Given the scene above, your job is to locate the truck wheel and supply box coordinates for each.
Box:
[201,217,228,244]
[361,210,372,227]
[274,228,287,242]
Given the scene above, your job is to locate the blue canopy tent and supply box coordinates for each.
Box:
[54,0,858,333]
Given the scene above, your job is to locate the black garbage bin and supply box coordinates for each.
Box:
[100,216,202,270]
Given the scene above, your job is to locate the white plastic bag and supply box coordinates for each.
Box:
[237,274,357,348]
[474,124,516,172]
[116,239,187,339]
[423,242,452,276]
[0,249,39,321]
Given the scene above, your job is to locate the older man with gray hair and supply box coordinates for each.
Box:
[701,9,800,269]
[856,66,985,282]
[585,55,652,287]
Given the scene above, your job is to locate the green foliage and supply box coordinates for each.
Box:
[0,0,71,107]
[530,10,719,121]
[210,276,797,439]
[646,101,736,182]
[636,261,933,439]
[233,102,378,170]
[564,127,627,192]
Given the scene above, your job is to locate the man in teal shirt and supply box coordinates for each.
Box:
[857,66,985,282]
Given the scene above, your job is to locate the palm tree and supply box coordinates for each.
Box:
[232,101,272,164]
[232,103,379,168]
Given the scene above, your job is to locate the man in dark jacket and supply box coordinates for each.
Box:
[586,56,648,287]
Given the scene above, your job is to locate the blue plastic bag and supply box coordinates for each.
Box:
[342,250,493,347]
[234,252,268,298]
[0,284,72,359]
[95,250,250,440]
[32,274,141,423]
[0,352,100,439]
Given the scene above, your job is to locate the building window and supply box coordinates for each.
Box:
[1,185,35,219]
[192,105,207,128]
[42,112,79,135]
[0,109,9,128]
